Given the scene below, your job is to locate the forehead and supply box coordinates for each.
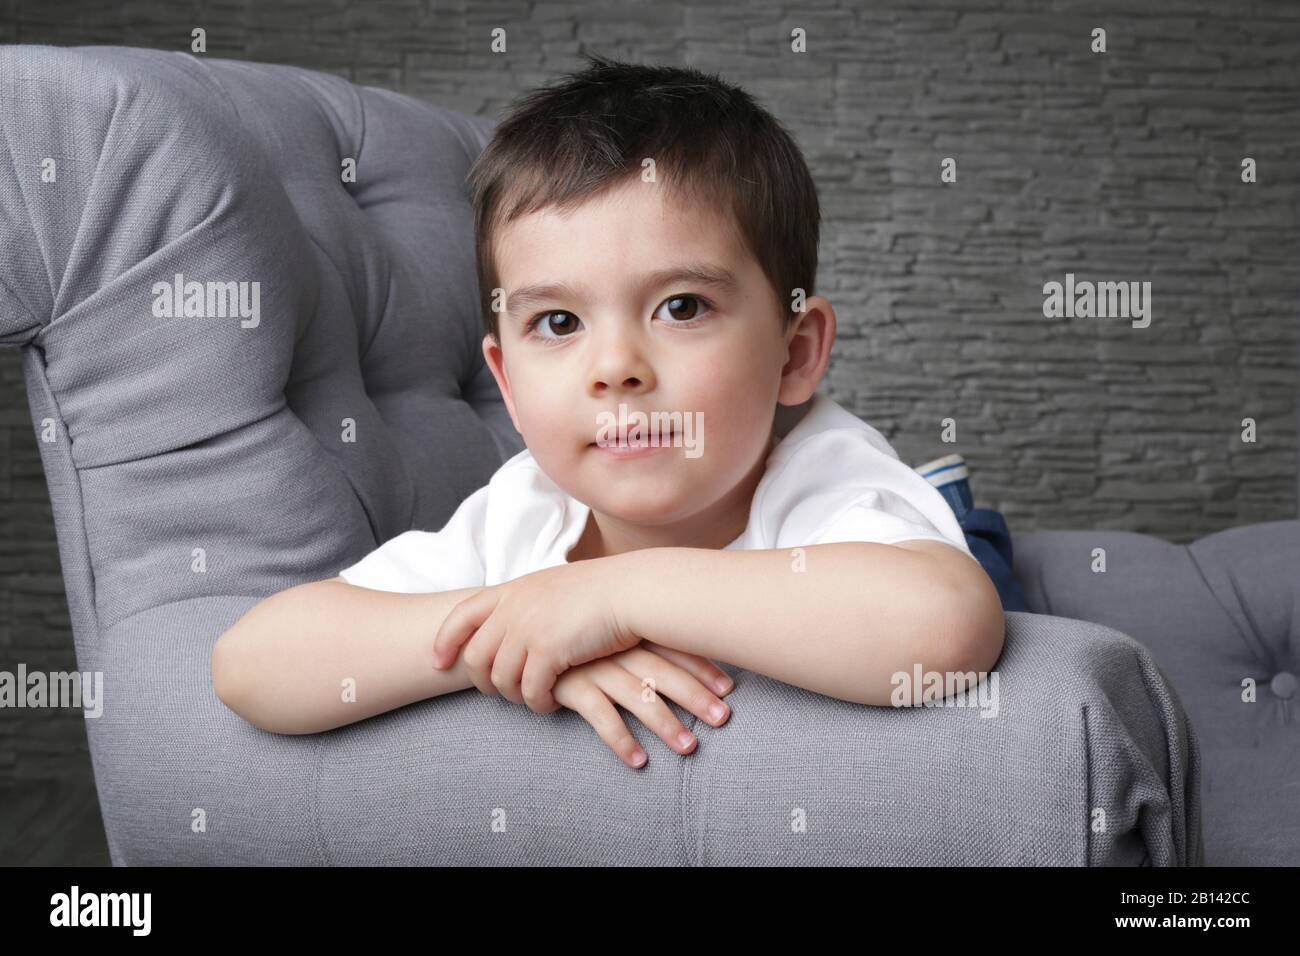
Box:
[494,178,747,291]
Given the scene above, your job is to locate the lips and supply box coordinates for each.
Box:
[590,429,677,448]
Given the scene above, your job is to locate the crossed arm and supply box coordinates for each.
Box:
[213,537,1005,734]
[600,539,1006,706]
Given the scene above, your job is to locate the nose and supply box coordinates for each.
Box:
[587,322,655,396]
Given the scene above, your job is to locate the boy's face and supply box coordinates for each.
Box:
[482,176,831,547]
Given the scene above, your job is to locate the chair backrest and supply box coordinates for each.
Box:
[0,44,521,643]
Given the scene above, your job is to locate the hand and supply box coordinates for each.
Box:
[431,559,641,714]
[553,641,735,768]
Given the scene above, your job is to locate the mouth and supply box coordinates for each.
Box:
[589,429,678,448]
[592,429,681,452]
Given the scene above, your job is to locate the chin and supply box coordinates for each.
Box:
[589,488,695,525]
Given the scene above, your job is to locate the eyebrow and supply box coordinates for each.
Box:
[504,263,740,324]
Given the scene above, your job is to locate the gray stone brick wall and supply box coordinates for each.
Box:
[1,1,1296,781]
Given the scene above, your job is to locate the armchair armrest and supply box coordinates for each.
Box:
[94,603,1200,865]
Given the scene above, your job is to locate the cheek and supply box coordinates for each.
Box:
[678,344,780,433]
[688,316,782,382]
[508,371,569,445]
[674,393,771,480]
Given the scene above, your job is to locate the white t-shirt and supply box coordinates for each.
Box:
[337,393,972,592]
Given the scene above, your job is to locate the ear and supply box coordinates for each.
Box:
[777,295,836,406]
[482,334,522,434]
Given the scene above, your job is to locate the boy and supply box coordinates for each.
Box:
[212,55,1005,769]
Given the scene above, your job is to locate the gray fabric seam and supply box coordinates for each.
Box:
[0,273,38,335]
[313,735,330,865]
[26,345,100,642]
[1185,541,1266,667]
[1082,700,1093,866]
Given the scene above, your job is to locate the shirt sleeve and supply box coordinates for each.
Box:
[336,484,489,592]
[762,423,973,558]
[811,486,972,557]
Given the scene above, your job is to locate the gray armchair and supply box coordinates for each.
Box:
[0,45,1224,865]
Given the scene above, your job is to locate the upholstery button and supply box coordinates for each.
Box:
[1270,672,1297,699]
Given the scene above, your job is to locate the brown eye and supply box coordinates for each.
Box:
[656,295,710,324]
[530,311,581,339]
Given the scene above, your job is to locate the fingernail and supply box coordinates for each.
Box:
[677,731,695,750]
[630,750,647,767]
[715,677,733,693]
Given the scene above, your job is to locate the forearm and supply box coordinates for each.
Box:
[613,543,985,707]
[212,579,481,734]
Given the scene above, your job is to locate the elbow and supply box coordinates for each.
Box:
[211,590,292,730]
[212,624,280,730]
[210,626,248,716]
[934,569,1006,677]
[211,633,287,734]
[849,556,1006,708]
[211,619,320,736]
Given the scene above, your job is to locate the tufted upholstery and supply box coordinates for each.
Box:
[0,45,1208,866]
[1014,520,1300,865]
[0,44,521,641]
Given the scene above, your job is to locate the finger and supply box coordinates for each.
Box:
[490,635,529,707]
[616,646,731,728]
[520,650,564,715]
[433,590,498,669]
[637,640,735,696]
[592,660,699,756]
[560,674,648,769]
[461,619,507,698]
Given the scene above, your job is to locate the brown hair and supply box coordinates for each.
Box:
[467,53,821,342]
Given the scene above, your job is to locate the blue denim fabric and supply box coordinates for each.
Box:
[955,507,1029,613]
[916,455,1029,613]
